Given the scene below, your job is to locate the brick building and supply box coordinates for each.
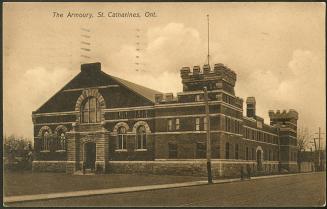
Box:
[32,62,298,177]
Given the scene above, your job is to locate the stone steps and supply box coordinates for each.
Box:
[74,169,95,175]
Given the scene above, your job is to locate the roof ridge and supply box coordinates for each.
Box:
[100,71,162,103]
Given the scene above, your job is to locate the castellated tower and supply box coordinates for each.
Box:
[269,109,299,172]
[180,63,237,95]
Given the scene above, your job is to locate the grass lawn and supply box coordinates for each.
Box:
[4,171,205,196]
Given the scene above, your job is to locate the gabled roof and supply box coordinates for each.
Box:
[34,63,162,113]
[110,75,162,103]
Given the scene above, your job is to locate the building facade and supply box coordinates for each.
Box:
[32,62,298,177]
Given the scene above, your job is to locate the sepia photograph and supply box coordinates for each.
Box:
[3,2,326,207]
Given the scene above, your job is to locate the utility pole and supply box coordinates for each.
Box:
[315,127,325,171]
[207,14,210,66]
[277,126,281,173]
[204,87,213,184]
[318,127,321,171]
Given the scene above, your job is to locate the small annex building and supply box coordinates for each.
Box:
[32,62,299,177]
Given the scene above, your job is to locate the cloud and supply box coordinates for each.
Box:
[106,22,207,93]
[107,23,325,142]
[108,22,205,77]
[237,49,325,139]
[4,66,73,140]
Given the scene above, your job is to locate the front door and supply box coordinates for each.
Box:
[85,142,96,171]
[257,150,262,171]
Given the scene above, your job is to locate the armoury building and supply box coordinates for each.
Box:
[32,62,299,177]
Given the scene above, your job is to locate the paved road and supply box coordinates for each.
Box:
[6,172,325,207]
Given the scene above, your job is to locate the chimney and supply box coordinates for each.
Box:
[81,62,101,73]
[165,93,174,102]
[246,97,256,118]
[155,94,163,103]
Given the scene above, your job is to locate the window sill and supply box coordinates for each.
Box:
[135,149,147,152]
[79,123,102,125]
[40,150,50,153]
[55,150,66,152]
[115,149,127,152]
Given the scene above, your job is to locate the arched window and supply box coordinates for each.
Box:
[136,126,147,150]
[43,131,50,151]
[225,142,230,159]
[59,133,66,150]
[117,127,127,150]
[81,97,101,123]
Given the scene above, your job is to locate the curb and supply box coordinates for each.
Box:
[4,171,323,203]
[4,181,207,203]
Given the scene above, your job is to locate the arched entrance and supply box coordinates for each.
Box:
[256,146,263,171]
[84,142,96,171]
[257,150,263,171]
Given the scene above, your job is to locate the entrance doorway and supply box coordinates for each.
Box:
[257,150,262,171]
[84,142,96,171]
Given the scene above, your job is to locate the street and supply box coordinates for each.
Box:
[6,172,326,207]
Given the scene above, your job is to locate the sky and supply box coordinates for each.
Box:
[3,3,326,149]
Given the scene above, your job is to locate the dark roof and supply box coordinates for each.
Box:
[34,65,162,113]
[110,75,162,103]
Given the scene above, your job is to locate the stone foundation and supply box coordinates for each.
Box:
[108,160,280,178]
[32,160,281,177]
[32,161,67,172]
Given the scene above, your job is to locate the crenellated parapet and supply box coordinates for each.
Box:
[269,109,298,121]
[180,63,237,92]
[213,63,236,86]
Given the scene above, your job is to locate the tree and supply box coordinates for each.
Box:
[297,127,309,152]
[297,127,310,172]
[4,134,33,170]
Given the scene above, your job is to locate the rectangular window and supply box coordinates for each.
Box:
[168,143,177,158]
[175,118,180,130]
[226,117,230,132]
[195,118,200,131]
[229,118,231,132]
[196,143,206,158]
[252,148,255,160]
[225,143,230,159]
[203,117,207,131]
[235,120,240,134]
[217,145,220,159]
[235,144,239,159]
[246,147,249,160]
[168,119,173,131]
[195,94,202,102]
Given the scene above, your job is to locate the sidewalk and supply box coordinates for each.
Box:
[3,171,320,203]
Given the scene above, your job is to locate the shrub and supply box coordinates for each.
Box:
[4,135,33,171]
